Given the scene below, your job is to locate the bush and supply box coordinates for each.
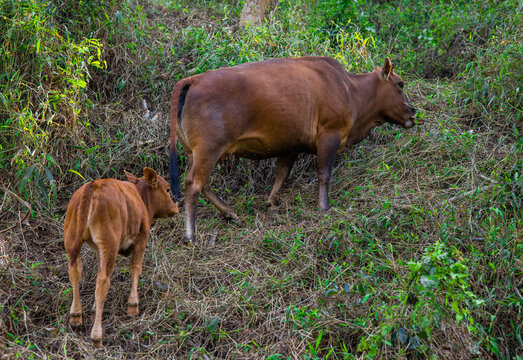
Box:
[0,0,108,210]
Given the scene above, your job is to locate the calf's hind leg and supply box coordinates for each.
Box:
[127,237,147,316]
[68,257,83,326]
[91,244,117,347]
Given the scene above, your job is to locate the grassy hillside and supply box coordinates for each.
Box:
[0,0,521,358]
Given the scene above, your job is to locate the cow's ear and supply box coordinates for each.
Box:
[143,167,158,188]
[125,170,139,184]
[381,57,393,80]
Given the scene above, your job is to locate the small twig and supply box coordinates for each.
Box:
[447,184,496,203]
[351,196,419,210]
[472,157,498,184]
[0,188,32,235]
[208,230,218,247]
[515,286,523,301]
[351,197,370,202]
[477,173,498,184]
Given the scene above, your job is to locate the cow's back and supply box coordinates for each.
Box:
[65,180,148,247]
[178,57,351,158]
[88,180,147,239]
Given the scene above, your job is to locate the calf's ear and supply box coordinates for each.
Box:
[143,167,158,188]
[125,170,139,184]
[381,57,393,80]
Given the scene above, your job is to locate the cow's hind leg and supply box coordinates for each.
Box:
[316,133,341,211]
[202,185,240,224]
[68,257,83,326]
[183,151,221,244]
[127,237,147,316]
[91,244,117,347]
[268,153,299,209]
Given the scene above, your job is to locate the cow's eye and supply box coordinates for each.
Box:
[398,81,404,89]
[166,189,170,193]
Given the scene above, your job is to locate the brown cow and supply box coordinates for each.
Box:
[169,57,419,243]
[64,167,179,347]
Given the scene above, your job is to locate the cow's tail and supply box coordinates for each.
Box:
[169,79,191,202]
[68,182,94,266]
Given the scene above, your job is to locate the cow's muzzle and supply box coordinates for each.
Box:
[404,104,420,127]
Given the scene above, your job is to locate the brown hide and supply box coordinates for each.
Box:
[169,56,418,243]
[63,168,178,346]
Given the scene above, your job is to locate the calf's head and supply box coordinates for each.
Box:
[376,58,418,129]
[125,167,179,219]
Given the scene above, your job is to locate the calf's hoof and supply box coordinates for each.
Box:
[69,313,82,326]
[92,338,103,348]
[267,197,280,207]
[265,199,282,214]
[127,303,139,316]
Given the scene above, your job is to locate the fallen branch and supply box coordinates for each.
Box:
[478,173,498,184]
[472,157,498,184]
[447,184,496,203]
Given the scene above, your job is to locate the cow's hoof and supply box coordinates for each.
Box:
[263,201,281,214]
[270,208,281,215]
[182,236,194,246]
[319,205,330,212]
[267,198,280,207]
[127,303,139,316]
[92,338,102,348]
[230,218,242,226]
[263,201,272,209]
[223,212,241,226]
[69,313,82,326]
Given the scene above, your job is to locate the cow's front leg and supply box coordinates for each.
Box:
[127,238,146,316]
[268,153,299,208]
[316,133,341,211]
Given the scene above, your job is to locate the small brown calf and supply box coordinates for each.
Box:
[64,167,179,347]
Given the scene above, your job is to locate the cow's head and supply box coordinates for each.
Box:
[125,167,179,219]
[377,58,417,128]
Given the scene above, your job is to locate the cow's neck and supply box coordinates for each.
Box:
[136,183,155,223]
[346,72,383,146]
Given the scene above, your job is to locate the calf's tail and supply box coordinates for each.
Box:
[68,182,94,266]
[169,79,191,201]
